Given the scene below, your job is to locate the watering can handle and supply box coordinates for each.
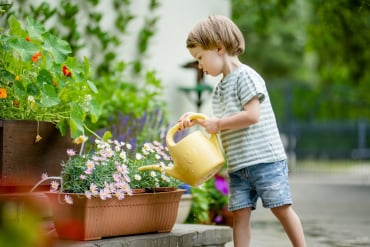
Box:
[166,113,210,147]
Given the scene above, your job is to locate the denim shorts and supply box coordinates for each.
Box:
[228,160,292,211]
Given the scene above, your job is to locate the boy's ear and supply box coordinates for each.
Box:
[217,44,226,55]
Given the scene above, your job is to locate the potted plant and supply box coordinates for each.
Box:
[0,15,98,137]
[0,15,99,188]
[186,170,230,226]
[32,135,183,240]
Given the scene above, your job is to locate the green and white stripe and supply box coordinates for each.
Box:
[212,64,286,173]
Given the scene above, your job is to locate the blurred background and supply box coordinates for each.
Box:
[3,0,368,161]
[1,0,369,246]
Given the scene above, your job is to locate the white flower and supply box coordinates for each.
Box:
[136,153,143,160]
[119,151,127,161]
[27,95,35,103]
[86,160,95,170]
[134,174,142,181]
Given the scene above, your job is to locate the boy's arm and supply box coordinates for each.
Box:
[211,96,260,132]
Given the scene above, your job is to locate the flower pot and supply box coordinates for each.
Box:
[176,194,193,223]
[0,120,76,191]
[45,189,184,240]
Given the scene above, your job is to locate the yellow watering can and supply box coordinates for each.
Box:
[138,113,225,186]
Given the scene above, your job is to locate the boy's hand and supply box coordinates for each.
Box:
[178,112,200,130]
[178,112,220,134]
[200,118,220,134]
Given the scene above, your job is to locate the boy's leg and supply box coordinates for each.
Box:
[271,205,306,247]
[232,207,252,247]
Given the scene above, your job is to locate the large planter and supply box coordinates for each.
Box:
[45,189,184,240]
[0,120,76,190]
[176,194,193,223]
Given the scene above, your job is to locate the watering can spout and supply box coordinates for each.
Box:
[139,113,225,187]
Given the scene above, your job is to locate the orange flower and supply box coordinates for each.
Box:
[15,75,21,81]
[31,51,41,62]
[62,65,72,77]
[0,88,7,98]
[13,100,19,107]
[26,36,31,42]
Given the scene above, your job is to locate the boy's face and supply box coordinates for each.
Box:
[188,46,224,77]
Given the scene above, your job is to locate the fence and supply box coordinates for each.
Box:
[279,119,370,160]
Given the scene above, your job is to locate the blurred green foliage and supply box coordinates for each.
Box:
[232,0,370,121]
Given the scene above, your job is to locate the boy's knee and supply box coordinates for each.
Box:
[270,204,291,217]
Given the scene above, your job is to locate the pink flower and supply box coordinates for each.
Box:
[50,181,59,192]
[89,183,98,195]
[41,173,48,180]
[84,168,93,175]
[64,195,73,204]
[115,190,125,200]
[99,188,110,200]
[66,149,76,157]
[85,191,92,199]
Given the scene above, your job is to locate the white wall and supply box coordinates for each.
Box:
[128,0,231,124]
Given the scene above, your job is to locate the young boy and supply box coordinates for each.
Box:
[178,15,306,247]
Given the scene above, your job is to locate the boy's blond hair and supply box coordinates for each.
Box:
[186,15,245,56]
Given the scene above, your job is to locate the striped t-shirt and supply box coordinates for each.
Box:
[212,64,286,172]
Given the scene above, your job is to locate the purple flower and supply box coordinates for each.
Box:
[214,174,229,195]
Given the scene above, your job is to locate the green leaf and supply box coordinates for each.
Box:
[39,84,60,107]
[26,16,46,41]
[56,119,67,136]
[37,69,53,86]
[69,103,85,138]
[42,33,71,64]
[13,80,25,97]
[102,131,112,141]
[64,57,84,81]
[87,98,100,123]
[87,80,98,93]
[0,69,15,82]
[8,38,39,61]
[26,83,39,96]
[8,15,27,37]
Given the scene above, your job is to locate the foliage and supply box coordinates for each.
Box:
[232,0,370,121]
[34,138,181,205]
[186,173,229,224]
[306,0,370,119]
[95,109,171,152]
[231,0,304,81]
[0,201,46,246]
[4,0,159,76]
[0,15,98,137]
[90,61,166,130]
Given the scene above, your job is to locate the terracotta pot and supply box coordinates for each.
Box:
[45,189,184,240]
[0,120,77,190]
